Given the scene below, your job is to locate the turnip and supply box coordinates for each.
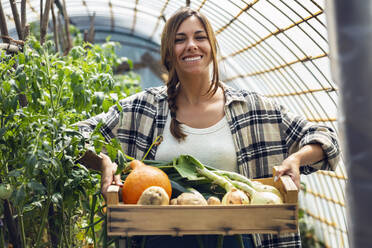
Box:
[231,180,283,205]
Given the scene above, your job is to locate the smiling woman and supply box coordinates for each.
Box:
[77,6,340,248]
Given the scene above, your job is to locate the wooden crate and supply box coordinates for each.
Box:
[106,170,298,237]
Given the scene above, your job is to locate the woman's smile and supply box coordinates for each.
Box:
[182,55,203,63]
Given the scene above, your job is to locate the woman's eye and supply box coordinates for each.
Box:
[175,38,185,43]
[196,36,207,40]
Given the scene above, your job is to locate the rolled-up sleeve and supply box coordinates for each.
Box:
[280,104,340,174]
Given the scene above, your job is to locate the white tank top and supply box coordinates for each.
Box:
[155,113,238,172]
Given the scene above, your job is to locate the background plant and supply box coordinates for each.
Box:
[0,34,141,247]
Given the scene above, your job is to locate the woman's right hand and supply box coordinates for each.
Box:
[100,153,123,200]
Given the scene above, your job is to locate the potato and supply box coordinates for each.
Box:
[207,196,221,205]
[175,192,208,205]
[137,186,170,205]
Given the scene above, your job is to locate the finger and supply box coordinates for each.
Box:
[113,174,123,185]
[286,173,300,190]
[100,152,110,161]
[274,166,286,182]
[101,175,112,191]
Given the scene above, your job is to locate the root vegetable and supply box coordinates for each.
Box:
[231,180,283,205]
[207,196,221,205]
[170,198,178,205]
[250,191,282,205]
[253,183,283,201]
[137,186,170,205]
[221,188,249,205]
[175,192,208,205]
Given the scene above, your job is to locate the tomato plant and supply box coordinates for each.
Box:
[0,33,141,247]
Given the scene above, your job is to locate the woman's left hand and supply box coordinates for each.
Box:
[275,155,301,190]
[275,144,325,190]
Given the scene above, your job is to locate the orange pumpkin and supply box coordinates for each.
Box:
[122,160,172,204]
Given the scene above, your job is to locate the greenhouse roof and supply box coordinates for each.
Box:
[2,0,347,247]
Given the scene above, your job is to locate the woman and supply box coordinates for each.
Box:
[78,7,340,248]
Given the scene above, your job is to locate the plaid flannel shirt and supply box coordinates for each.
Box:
[78,84,340,248]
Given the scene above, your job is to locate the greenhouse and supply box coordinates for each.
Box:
[0,0,370,247]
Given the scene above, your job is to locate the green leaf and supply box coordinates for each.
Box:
[28,181,46,193]
[94,91,105,106]
[14,185,26,205]
[115,150,127,175]
[127,59,133,70]
[8,170,21,178]
[16,72,27,91]
[19,52,25,64]
[102,98,112,113]
[3,81,11,93]
[174,155,205,181]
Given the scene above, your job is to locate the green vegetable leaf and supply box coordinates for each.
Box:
[14,185,26,205]
[173,155,206,181]
[115,150,127,175]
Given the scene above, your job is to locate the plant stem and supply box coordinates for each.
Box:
[90,194,97,248]
[44,50,56,115]
[217,235,224,248]
[68,211,72,246]
[215,170,255,189]
[61,201,70,248]
[140,236,146,248]
[36,196,52,247]
[230,180,255,197]
[0,222,6,248]
[234,234,245,248]
[16,206,26,248]
[196,167,234,192]
[126,237,132,248]
[141,135,163,162]
[196,235,204,248]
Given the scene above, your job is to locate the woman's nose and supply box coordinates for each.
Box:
[186,39,198,51]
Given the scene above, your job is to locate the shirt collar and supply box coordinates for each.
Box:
[146,82,247,105]
[220,82,247,106]
[146,85,168,101]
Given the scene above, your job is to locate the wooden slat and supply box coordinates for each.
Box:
[107,185,120,205]
[107,204,297,237]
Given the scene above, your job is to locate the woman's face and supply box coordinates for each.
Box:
[173,16,212,78]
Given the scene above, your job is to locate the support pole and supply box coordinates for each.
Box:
[326,1,372,247]
[0,0,10,43]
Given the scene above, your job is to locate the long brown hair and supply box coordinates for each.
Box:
[160,7,220,141]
